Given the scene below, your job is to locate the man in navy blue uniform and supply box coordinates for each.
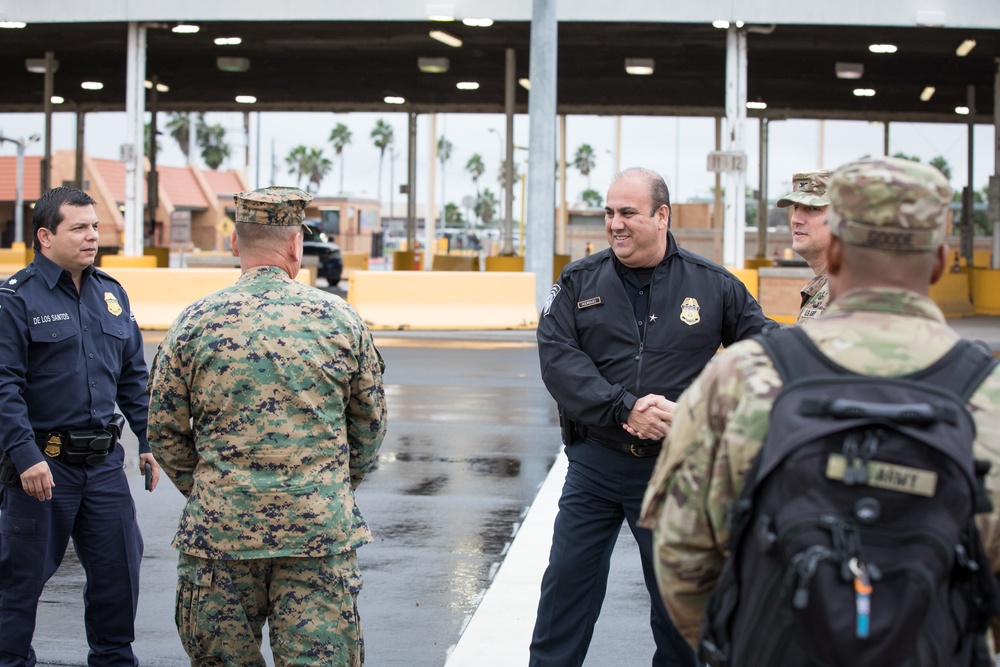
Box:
[530,168,772,666]
[0,187,160,666]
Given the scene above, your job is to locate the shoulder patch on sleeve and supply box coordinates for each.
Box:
[542,284,561,316]
[0,267,35,293]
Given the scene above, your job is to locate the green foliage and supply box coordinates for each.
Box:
[581,188,603,208]
[199,123,230,170]
[371,119,394,200]
[573,143,597,187]
[444,201,463,226]
[329,122,352,194]
[476,188,498,226]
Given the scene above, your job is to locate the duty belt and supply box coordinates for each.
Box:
[584,435,662,458]
[35,429,115,466]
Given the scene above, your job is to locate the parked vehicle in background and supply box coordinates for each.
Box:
[303,222,343,285]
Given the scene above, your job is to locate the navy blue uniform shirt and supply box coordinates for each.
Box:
[0,253,149,474]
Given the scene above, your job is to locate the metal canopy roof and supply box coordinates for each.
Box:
[0,20,997,123]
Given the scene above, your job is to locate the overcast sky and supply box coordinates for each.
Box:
[0,109,995,217]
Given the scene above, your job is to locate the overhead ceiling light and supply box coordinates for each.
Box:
[25,57,57,74]
[746,101,767,110]
[869,43,897,54]
[426,4,455,21]
[172,24,200,34]
[81,81,104,90]
[418,57,450,73]
[384,96,406,105]
[712,20,730,29]
[835,62,864,80]
[429,30,462,47]
[920,86,936,101]
[956,39,977,57]
[50,95,64,104]
[456,81,479,90]
[518,77,531,90]
[955,106,970,115]
[625,58,655,75]
[0,21,27,29]
[144,80,169,92]
[214,37,242,46]
[217,57,250,72]
[735,20,745,28]
[462,18,494,27]
[853,88,876,97]
[235,95,257,104]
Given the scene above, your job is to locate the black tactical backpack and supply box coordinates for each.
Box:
[700,327,1000,667]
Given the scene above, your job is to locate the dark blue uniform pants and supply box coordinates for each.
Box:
[530,440,696,667]
[0,445,143,667]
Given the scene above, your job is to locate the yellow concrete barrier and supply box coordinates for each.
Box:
[348,270,537,330]
[342,252,369,279]
[973,269,1000,315]
[100,254,159,268]
[432,254,480,271]
[101,267,313,330]
[0,247,33,278]
[485,256,524,272]
[553,254,571,283]
[929,270,975,318]
[726,267,759,299]
[144,246,171,267]
[393,250,419,271]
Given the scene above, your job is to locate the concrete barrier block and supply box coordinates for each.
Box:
[348,270,538,330]
[342,252,369,278]
[432,255,480,271]
[929,270,975,318]
[101,254,159,269]
[973,269,1000,316]
[725,267,759,299]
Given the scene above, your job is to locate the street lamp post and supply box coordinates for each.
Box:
[0,133,41,246]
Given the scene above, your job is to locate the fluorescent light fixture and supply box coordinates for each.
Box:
[746,101,767,110]
[50,96,64,104]
[384,96,406,105]
[518,77,531,90]
[456,81,479,90]
[920,86,936,101]
[426,4,455,21]
[868,44,897,54]
[235,95,257,104]
[955,106,970,115]
[463,18,494,27]
[0,21,26,29]
[956,39,976,57]
[172,24,200,34]
[735,20,745,28]
[625,58,655,75]
[217,57,251,72]
[853,88,876,97]
[215,37,243,46]
[835,62,864,80]
[81,81,104,90]
[429,30,462,47]
[712,20,730,29]
[156,83,169,93]
[25,58,57,74]
[418,57,450,73]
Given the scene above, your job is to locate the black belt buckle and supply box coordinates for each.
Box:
[64,429,113,466]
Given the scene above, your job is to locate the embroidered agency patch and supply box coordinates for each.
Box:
[577,296,602,309]
[542,284,561,316]
[679,297,701,326]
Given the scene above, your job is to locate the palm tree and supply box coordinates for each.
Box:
[581,188,603,208]
[285,145,310,188]
[465,153,485,223]
[200,123,230,170]
[329,122,352,194]
[165,112,203,160]
[476,188,499,227]
[370,119,394,201]
[305,147,333,194]
[573,143,597,188]
[438,136,453,225]
[929,156,952,181]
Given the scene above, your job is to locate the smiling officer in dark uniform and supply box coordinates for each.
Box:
[530,168,773,667]
[0,186,159,667]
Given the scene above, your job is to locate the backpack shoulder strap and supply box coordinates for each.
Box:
[909,339,999,402]
[753,326,846,385]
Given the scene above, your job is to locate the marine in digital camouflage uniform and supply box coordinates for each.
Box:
[148,186,387,667]
[776,170,833,323]
[639,157,1000,649]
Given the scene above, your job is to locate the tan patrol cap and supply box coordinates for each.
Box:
[827,156,951,252]
[234,186,313,229]
[776,170,832,208]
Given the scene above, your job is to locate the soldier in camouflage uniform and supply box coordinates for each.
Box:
[776,170,833,323]
[148,186,387,667]
[639,157,1000,649]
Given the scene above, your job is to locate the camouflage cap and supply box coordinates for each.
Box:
[827,157,951,253]
[233,186,313,229]
[776,170,832,208]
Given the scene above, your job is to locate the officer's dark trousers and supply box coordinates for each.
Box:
[529,440,696,667]
[0,445,143,667]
